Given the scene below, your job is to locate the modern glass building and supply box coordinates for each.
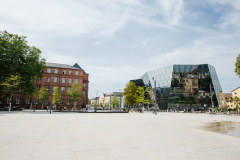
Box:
[130,64,222,111]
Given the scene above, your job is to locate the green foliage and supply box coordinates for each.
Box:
[0,30,46,97]
[37,87,48,104]
[123,81,138,107]
[99,102,103,107]
[0,75,22,100]
[67,82,83,104]
[136,86,150,106]
[235,54,240,77]
[112,94,119,108]
[52,86,61,105]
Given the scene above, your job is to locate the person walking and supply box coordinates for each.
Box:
[33,105,36,112]
[47,106,49,112]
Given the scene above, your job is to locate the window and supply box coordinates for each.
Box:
[61,87,65,94]
[235,92,237,95]
[69,71,72,75]
[52,86,56,92]
[54,69,58,74]
[67,98,70,104]
[46,77,50,82]
[82,91,85,96]
[37,77,41,82]
[44,98,48,105]
[60,98,64,105]
[54,77,57,83]
[231,105,233,107]
[26,97,31,104]
[83,83,86,87]
[68,87,71,92]
[68,78,72,84]
[45,86,49,93]
[47,68,51,73]
[75,71,79,75]
[63,70,66,74]
[75,79,78,84]
[34,98,39,104]
[36,85,40,91]
[62,78,65,83]
[16,97,21,104]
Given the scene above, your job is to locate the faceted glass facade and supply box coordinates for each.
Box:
[133,64,222,111]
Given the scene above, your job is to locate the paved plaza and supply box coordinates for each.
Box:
[0,111,240,160]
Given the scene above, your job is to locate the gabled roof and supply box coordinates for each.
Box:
[231,87,240,92]
[73,63,88,74]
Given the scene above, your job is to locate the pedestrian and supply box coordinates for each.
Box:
[33,105,36,112]
[47,106,49,112]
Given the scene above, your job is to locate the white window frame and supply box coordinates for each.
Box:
[60,98,64,105]
[75,79,78,84]
[36,85,40,91]
[69,71,72,75]
[82,91,85,96]
[34,98,39,104]
[45,86,49,92]
[68,78,72,84]
[83,83,86,87]
[16,97,21,104]
[63,70,66,74]
[67,98,70,104]
[62,78,65,83]
[26,97,31,104]
[54,69,58,74]
[47,68,51,73]
[46,77,50,82]
[37,77,41,82]
[53,77,57,83]
[75,71,79,75]
[61,87,65,94]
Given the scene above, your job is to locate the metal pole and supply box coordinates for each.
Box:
[110,94,111,112]
[50,68,56,110]
[154,79,157,115]
[30,103,32,111]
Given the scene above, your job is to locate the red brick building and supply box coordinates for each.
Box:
[0,62,89,110]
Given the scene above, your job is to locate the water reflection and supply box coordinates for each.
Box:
[203,121,240,137]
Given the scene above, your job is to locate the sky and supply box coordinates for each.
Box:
[1,0,240,98]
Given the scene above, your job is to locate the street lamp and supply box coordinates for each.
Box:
[152,77,157,115]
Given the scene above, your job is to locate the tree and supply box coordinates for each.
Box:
[232,96,240,115]
[52,86,61,108]
[0,75,21,100]
[37,87,48,110]
[67,82,83,109]
[235,54,240,77]
[112,94,119,109]
[0,30,46,101]
[123,81,138,109]
[99,102,103,108]
[136,86,150,110]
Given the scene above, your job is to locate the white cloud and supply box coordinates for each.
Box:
[157,0,184,25]
[148,35,240,92]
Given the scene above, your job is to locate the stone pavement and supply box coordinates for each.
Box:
[0,111,239,160]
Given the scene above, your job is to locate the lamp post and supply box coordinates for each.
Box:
[152,77,157,115]
[50,68,56,114]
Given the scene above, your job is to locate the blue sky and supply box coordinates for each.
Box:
[1,0,240,98]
